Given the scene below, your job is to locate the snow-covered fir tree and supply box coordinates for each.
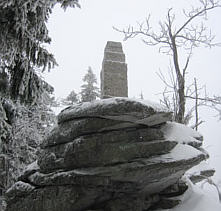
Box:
[0,0,80,154]
[62,90,79,105]
[0,0,80,102]
[80,67,100,102]
[9,101,56,183]
[0,82,56,197]
[0,2,80,197]
[0,1,80,209]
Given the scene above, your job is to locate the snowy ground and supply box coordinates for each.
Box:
[157,179,221,211]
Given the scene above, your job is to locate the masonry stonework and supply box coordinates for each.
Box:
[100,41,128,98]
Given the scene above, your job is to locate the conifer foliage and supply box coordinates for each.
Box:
[0,88,56,196]
[0,0,80,68]
[0,0,80,202]
[62,67,100,105]
[0,0,80,103]
[62,90,79,105]
[66,90,78,103]
[80,67,100,102]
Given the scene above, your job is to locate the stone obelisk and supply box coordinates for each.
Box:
[100,41,128,98]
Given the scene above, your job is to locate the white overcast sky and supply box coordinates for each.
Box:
[44,0,221,181]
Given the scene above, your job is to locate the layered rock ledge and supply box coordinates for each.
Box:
[6,98,211,211]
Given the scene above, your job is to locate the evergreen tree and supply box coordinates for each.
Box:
[63,90,79,105]
[0,86,56,197]
[0,0,80,153]
[0,1,80,206]
[0,0,80,155]
[80,67,100,102]
[9,101,56,185]
[0,0,80,103]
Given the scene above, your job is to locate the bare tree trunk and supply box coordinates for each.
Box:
[171,36,185,123]
[194,78,199,131]
[176,76,185,123]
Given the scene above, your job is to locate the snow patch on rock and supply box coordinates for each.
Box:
[155,144,204,162]
[61,97,168,116]
[162,122,203,145]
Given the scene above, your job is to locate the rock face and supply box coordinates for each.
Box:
[6,98,210,211]
[100,41,128,98]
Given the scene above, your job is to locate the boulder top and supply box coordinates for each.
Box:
[58,97,170,124]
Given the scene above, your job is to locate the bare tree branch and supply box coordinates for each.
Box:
[176,0,221,36]
[115,0,221,124]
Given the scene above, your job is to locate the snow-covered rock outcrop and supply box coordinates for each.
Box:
[6,98,211,211]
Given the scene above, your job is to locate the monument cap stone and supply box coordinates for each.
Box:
[105,41,123,53]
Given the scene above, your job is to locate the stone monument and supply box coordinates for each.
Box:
[100,41,128,98]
